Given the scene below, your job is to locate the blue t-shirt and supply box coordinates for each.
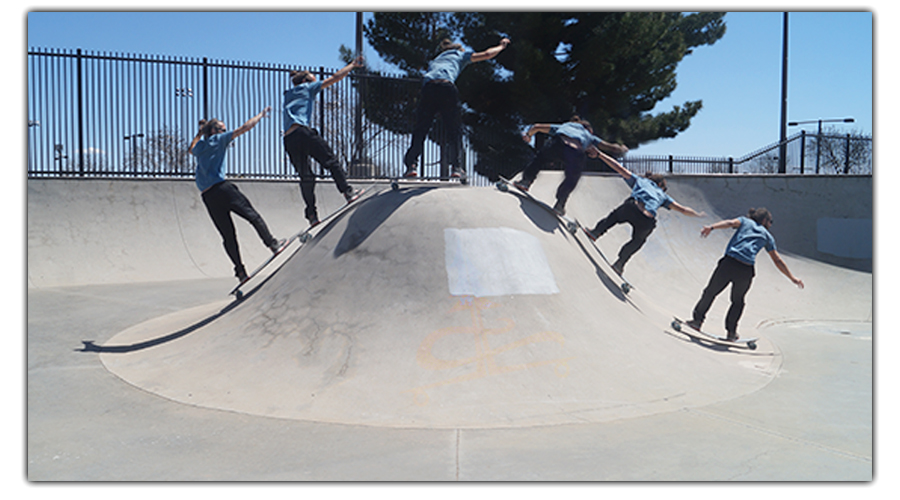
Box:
[192,131,234,192]
[725,216,777,265]
[424,49,475,83]
[549,122,603,152]
[283,80,323,129]
[626,176,674,217]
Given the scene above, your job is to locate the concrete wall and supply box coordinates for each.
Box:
[663,175,872,272]
[27,174,873,288]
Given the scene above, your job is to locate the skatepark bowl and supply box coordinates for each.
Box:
[27,172,872,481]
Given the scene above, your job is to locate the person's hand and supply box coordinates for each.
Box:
[500,38,511,48]
[700,225,713,238]
[610,143,629,156]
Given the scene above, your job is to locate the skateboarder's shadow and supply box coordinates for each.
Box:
[571,237,635,305]
[78,300,241,354]
[333,186,435,258]
[509,193,558,233]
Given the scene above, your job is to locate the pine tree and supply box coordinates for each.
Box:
[362,12,726,180]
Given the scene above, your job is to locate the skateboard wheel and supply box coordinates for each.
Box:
[621,283,632,294]
[234,290,243,300]
[391,181,399,191]
[299,233,312,243]
[497,181,508,192]
[748,341,757,350]
[671,320,681,331]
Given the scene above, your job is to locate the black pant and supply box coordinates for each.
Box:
[521,136,586,206]
[691,256,756,334]
[590,198,657,270]
[404,80,462,171]
[201,181,277,277]
[284,125,351,222]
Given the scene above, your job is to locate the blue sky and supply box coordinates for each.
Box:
[25,9,873,159]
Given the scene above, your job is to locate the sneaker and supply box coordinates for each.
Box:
[685,319,703,331]
[269,238,288,254]
[585,228,600,242]
[611,260,625,276]
[513,179,531,192]
[450,167,468,183]
[726,331,740,342]
[553,201,566,216]
[236,268,249,283]
[403,165,418,178]
[307,215,320,228]
[344,187,362,203]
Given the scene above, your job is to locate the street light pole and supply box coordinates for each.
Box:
[788,117,854,174]
[124,133,145,175]
[778,13,789,174]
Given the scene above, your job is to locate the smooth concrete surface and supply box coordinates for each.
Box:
[26,173,874,483]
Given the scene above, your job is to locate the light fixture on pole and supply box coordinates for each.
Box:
[788,117,854,173]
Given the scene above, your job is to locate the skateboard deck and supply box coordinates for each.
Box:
[573,219,634,294]
[229,187,370,299]
[671,316,758,350]
[496,176,578,235]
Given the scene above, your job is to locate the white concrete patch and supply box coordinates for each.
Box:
[444,227,559,297]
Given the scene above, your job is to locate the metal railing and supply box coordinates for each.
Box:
[620,131,872,176]
[27,47,488,184]
[27,48,871,184]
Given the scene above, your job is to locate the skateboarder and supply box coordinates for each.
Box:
[585,150,706,275]
[686,208,804,341]
[189,107,286,283]
[283,56,364,226]
[403,36,511,182]
[514,116,628,215]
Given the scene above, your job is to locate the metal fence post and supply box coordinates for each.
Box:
[845,133,851,174]
[76,48,84,175]
[202,57,209,119]
[799,130,806,174]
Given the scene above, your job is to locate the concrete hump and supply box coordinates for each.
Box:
[100,176,848,429]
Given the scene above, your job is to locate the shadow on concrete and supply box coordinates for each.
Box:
[333,186,438,258]
[78,300,239,354]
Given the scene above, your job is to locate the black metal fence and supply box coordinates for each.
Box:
[27,48,872,184]
[621,130,872,176]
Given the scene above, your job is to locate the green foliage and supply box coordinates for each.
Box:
[362,12,726,179]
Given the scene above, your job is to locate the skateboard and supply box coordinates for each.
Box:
[391,174,468,190]
[496,176,578,235]
[671,316,758,350]
[229,187,369,299]
[573,219,634,294]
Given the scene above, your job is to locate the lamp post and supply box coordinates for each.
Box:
[788,117,854,173]
[124,133,145,175]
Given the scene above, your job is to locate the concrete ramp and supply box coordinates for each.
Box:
[91,173,873,429]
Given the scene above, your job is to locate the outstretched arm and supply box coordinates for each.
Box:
[232,107,272,139]
[700,218,741,237]
[768,249,805,288]
[471,38,511,62]
[595,140,629,157]
[593,149,633,180]
[322,56,364,89]
[522,124,553,142]
[670,201,706,218]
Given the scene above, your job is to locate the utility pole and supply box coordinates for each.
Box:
[778,12,789,174]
